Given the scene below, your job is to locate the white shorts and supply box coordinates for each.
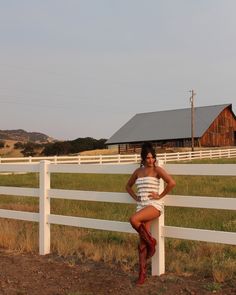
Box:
[136,199,164,214]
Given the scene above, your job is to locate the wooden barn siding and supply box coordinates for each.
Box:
[118,140,198,154]
[119,143,142,154]
[118,107,236,153]
[200,107,236,147]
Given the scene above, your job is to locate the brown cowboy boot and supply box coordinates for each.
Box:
[137,223,156,258]
[136,244,147,285]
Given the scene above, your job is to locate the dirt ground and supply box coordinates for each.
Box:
[0,249,235,295]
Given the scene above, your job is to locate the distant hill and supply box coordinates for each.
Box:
[0,129,54,143]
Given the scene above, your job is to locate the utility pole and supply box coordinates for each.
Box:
[189,90,196,152]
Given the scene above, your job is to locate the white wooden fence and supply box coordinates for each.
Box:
[0,148,236,164]
[0,161,236,276]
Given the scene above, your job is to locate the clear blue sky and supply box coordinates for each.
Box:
[0,0,235,140]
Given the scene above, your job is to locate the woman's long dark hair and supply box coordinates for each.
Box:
[140,142,156,167]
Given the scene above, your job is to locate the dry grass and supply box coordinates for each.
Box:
[0,140,23,157]
[166,240,236,282]
[1,216,235,282]
[0,219,38,252]
[79,148,118,155]
[0,141,117,158]
[0,159,236,282]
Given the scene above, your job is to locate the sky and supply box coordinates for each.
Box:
[0,0,236,140]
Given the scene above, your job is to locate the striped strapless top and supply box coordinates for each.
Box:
[135,176,163,212]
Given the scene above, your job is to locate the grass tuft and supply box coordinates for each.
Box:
[0,158,236,281]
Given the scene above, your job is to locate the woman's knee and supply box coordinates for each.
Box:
[129,215,139,228]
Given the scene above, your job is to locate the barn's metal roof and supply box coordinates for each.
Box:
[106,104,232,144]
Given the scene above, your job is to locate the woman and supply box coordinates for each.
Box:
[126,142,176,285]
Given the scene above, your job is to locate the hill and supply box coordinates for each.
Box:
[0,134,108,157]
[0,129,53,143]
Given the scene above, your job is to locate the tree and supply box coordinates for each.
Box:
[42,141,72,156]
[0,141,5,149]
[14,142,24,149]
[21,142,43,157]
[41,137,107,156]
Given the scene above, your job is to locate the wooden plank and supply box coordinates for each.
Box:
[0,187,39,197]
[0,209,39,222]
[163,226,236,245]
[49,189,135,204]
[0,163,39,173]
[48,214,135,233]
[49,163,138,174]
[164,195,236,210]
[164,164,236,176]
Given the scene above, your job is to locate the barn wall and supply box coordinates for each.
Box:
[200,107,236,147]
[118,139,199,154]
[116,106,236,153]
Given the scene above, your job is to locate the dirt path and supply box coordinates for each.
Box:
[0,249,235,295]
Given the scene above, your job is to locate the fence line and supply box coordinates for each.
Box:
[0,148,236,164]
[0,161,236,276]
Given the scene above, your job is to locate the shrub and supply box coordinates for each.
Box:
[14,142,25,149]
[41,137,107,156]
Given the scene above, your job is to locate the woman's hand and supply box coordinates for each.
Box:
[148,192,160,200]
[135,195,141,202]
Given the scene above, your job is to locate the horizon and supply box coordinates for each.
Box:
[1,101,235,141]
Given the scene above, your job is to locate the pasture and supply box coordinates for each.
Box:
[0,157,236,283]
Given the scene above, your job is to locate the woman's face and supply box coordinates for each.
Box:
[144,152,155,167]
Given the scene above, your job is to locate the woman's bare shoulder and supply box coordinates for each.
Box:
[127,167,142,185]
[133,167,142,176]
[154,165,166,177]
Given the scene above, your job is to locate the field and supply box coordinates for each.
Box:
[0,158,236,289]
[0,140,23,157]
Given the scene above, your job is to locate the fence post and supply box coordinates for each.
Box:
[219,149,222,158]
[151,160,165,276]
[189,151,192,161]
[117,154,121,163]
[210,150,212,159]
[39,160,51,255]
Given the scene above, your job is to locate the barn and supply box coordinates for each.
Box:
[106,104,236,154]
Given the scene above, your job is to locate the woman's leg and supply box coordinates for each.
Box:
[136,237,147,285]
[142,220,155,259]
[130,206,160,259]
[130,206,160,230]
[132,208,160,284]
[144,220,151,233]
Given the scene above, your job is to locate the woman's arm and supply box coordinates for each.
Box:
[150,166,176,200]
[125,169,139,201]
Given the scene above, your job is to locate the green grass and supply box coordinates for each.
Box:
[0,170,235,229]
[0,160,235,229]
[0,158,236,280]
[170,157,236,164]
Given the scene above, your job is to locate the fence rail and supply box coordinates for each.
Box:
[0,161,235,276]
[0,148,236,164]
